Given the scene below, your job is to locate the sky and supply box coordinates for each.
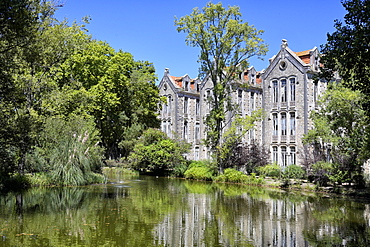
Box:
[54,0,347,80]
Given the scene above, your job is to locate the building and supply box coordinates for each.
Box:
[158,40,327,166]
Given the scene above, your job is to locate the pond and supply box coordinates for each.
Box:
[1,174,370,246]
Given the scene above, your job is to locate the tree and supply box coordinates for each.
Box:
[320,0,370,110]
[175,2,267,166]
[53,40,160,159]
[225,139,269,174]
[0,0,56,181]
[303,83,370,186]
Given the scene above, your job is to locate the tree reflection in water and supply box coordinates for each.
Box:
[0,176,370,246]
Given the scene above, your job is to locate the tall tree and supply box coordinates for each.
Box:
[175,2,267,166]
[303,83,370,186]
[320,0,370,109]
[0,0,56,178]
[52,40,160,159]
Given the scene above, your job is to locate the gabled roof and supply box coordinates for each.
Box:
[169,76,183,88]
[295,49,314,64]
[263,39,316,78]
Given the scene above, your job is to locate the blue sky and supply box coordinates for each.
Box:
[55,0,346,80]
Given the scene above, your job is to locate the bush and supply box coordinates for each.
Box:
[184,161,215,181]
[0,174,30,192]
[214,168,248,183]
[257,164,282,178]
[309,161,334,186]
[26,172,52,187]
[128,128,190,174]
[282,164,305,179]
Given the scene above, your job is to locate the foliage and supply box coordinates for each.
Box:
[214,168,264,185]
[52,40,161,159]
[128,128,190,174]
[214,168,248,183]
[257,164,282,178]
[0,0,56,182]
[25,172,52,187]
[184,161,215,181]
[218,109,265,169]
[0,174,30,192]
[0,0,162,188]
[26,116,104,186]
[308,161,335,186]
[320,0,370,111]
[224,138,269,173]
[175,2,267,167]
[282,165,306,180]
[303,83,369,186]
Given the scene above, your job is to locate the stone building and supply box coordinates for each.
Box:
[158,40,327,166]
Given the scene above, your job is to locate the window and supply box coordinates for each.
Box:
[185,81,189,91]
[196,99,200,116]
[272,80,278,103]
[290,78,295,102]
[206,90,211,112]
[167,122,171,137]
[250,92,255,111]
[162,121,166,134]
[273,146,278,163]
[249,128,255,140]
[290,147,296,165]
[168,96,172,115]
[281,113,287,135]
[281,79,287,102]
[163,101,167,115]
[290,112,295,136]
[281,146,287,167]
[314,82,318,105]
[273,113,278,136]
[195,123,200,141]
[183,121,188,140]
[184,97,188,114]
[238,89,243,112]
[194,147,200,161]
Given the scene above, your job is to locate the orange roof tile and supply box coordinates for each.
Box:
[256,72,262,84]
[170,75,183,88]
[295,49,311,57]
[295,49,312,64]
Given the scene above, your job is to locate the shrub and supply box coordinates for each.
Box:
[282,164,305,179]
[26,172,52,187]
[257,164,282,178]
[214,168,248,183]
[184,161,215,181]
[128,128,190,174]
[309,161,334,186]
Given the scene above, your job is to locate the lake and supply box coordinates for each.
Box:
[1,174,370,246]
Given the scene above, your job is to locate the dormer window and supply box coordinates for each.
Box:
[185,81,189,91]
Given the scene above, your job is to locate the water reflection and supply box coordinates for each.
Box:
[0,176,370,246]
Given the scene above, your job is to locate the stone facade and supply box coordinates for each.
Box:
[158,40,327,166]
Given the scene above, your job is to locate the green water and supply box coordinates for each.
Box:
[1,174,370,246]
